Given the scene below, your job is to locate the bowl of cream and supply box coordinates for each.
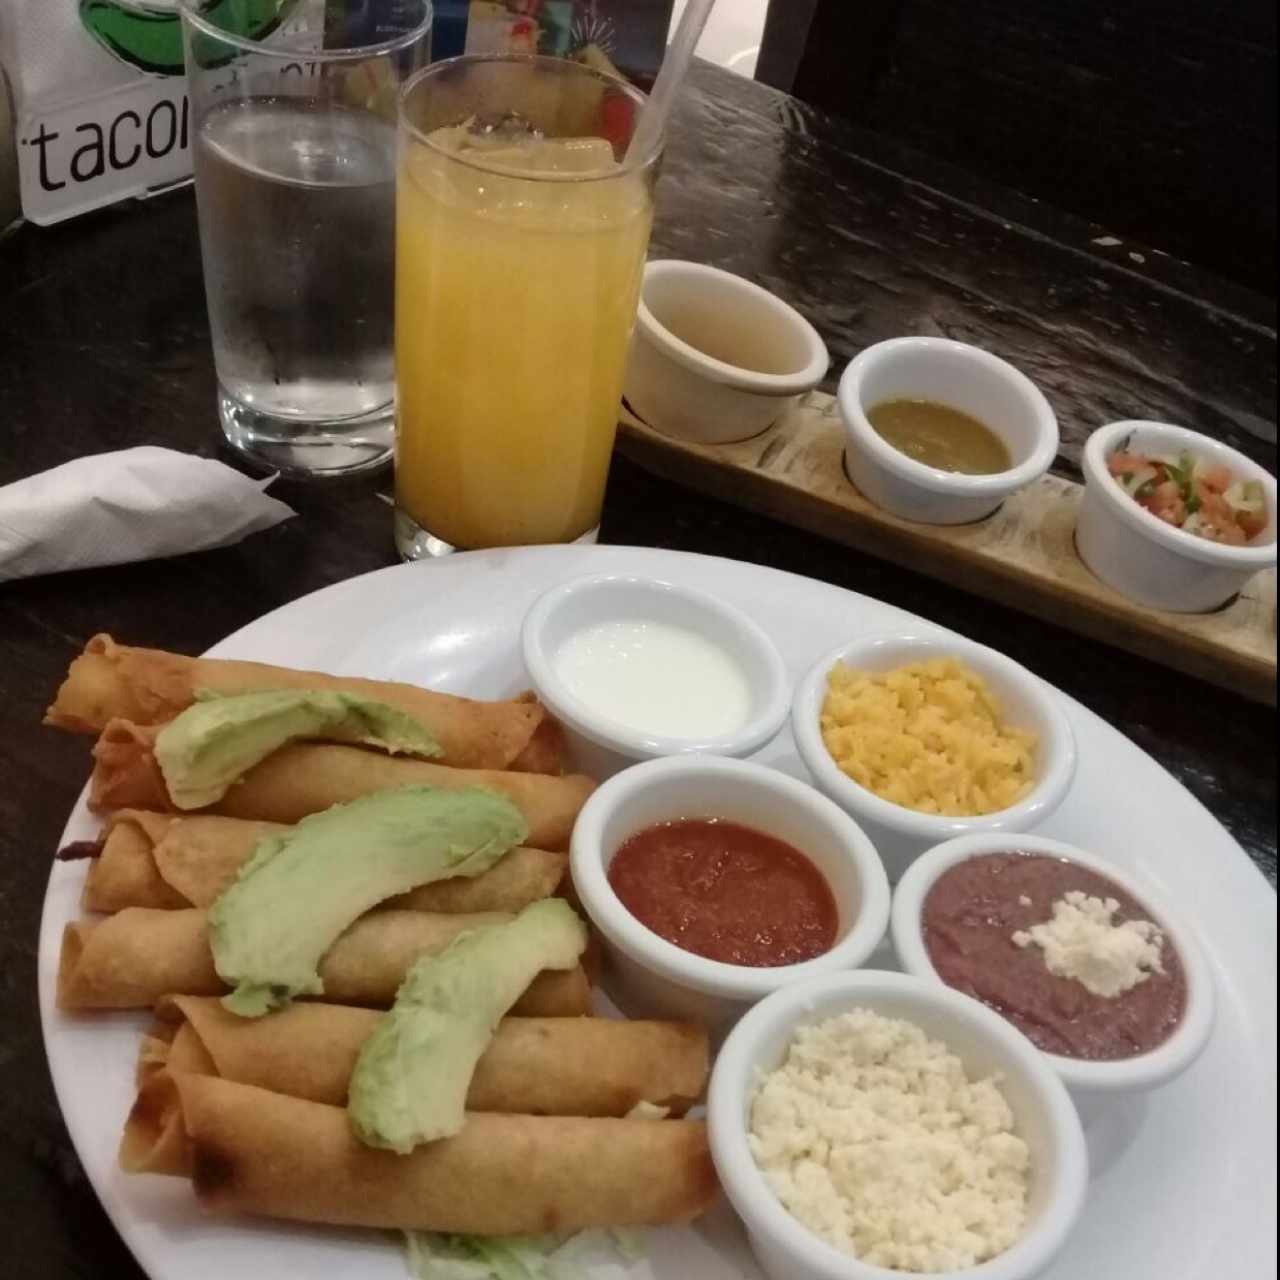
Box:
[521,574,790,766]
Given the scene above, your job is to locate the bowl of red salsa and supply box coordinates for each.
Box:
[570,755,892,1033]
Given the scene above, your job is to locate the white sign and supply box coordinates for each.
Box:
[0,0,195,224]
[16,78,193,225]
[0,0,297,225]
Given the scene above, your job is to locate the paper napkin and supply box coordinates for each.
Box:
[0,447,296,582]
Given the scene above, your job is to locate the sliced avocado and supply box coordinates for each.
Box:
[154,688,443,810]
[209,786,527,1017]
[348,898,588,1152]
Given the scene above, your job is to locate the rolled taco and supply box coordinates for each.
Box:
[73,810,566,915]
[121,1072,718,1233]
[141,997,707,1118]
[47,634,564,773]
[56,908,591,1015]
[89,722,594,851]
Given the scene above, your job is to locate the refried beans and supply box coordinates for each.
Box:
[922,853,1186,1060]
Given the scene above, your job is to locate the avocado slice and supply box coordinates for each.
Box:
[154,688,443,810]
[348,898,588,1152]
[210,785,527,1017]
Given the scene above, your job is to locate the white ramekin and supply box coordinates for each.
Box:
[1077,420,1277,613]
[792,631,1077,883]
[891,833,1216,1107]
[624,260,830,444]
[569,755,892,1035]
[838,337,1059,524]
[521,573,790,771]
[708,970,1089,1280]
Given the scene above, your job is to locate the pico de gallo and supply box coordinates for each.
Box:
[1108,443,1268,546]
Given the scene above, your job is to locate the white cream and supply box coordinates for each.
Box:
[554,619,753,740]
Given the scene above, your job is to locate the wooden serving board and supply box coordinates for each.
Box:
[617,392,1277,706]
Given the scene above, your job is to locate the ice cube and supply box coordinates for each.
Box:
[466,111,544,146]
[425,115,540,155]
[452,135,618,176]
[535,137,619,173]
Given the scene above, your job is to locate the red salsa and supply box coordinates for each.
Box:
[607,819,839,967]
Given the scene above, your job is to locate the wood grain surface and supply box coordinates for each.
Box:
[620,393,1278,704]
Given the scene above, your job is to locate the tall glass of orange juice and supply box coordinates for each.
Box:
[394,55,659,557]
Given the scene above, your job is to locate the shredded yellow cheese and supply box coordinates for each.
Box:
[821,658,1037,816]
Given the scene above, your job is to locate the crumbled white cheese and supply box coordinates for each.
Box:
[748,1008,1030,1274]
[1013,891,1164,998]
[1018,895,1033,907]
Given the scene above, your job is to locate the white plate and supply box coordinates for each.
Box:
[39,545,1278,1280]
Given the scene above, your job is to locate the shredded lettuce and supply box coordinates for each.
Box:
[404,1228,645,1280]
[405,1231,493,1279]
[608,1228,648,1263]
[404,1233,563,1280]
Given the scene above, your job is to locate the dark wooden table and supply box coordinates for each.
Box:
[0,62,1274,1280]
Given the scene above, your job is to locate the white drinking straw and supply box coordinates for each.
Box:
[625,0,719,166]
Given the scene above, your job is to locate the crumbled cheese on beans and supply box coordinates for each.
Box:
[748,1008,1030,1273]
[1013,891,1164,998]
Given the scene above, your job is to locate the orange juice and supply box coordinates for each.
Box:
[394,128,654,549]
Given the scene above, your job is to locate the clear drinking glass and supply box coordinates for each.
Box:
[180,0,432,477]
[394,54,659,558]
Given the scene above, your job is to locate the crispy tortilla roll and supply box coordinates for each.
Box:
[83,811,194,911]
[90,723,593,851]
[79,811,567,915]
[121,1073,718,1232]
[141,997,708,1117]
[56,908,591,1015]
[83,811,278,912]
[47,634,563,773]
[384,847,566,916]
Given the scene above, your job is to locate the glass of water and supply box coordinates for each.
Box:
[179,0,431,477]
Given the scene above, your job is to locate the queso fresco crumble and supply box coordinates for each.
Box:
[748,1008,1031,1273]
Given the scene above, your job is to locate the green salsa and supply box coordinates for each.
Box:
[868,399,1012,475]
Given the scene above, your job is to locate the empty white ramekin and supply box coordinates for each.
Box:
[839,337,1059,524]
[1077,420,1277,612]
[792,630,1077,883]
[569,755,891,1036]
[624,260,830,444]
[891,833,1216,1107]
[708,970,1089,1280]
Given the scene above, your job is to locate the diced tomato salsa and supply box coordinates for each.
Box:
[1107,444,1268,546]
